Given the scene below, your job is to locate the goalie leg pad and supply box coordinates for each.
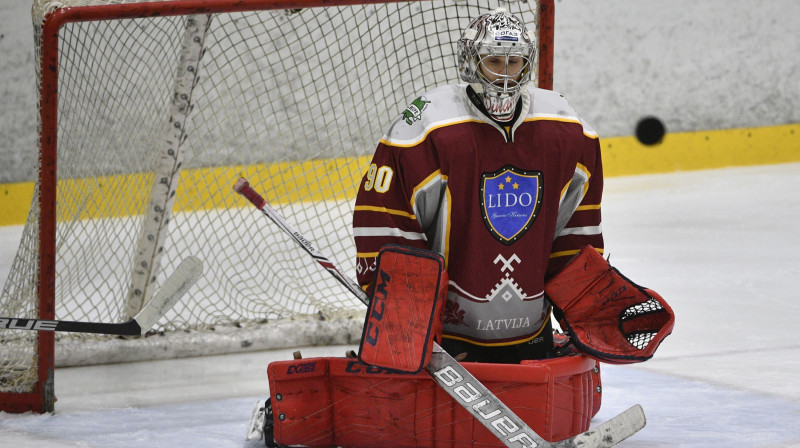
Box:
[267,355,599,447]
[545,245,675,364]
[358,244,447,373]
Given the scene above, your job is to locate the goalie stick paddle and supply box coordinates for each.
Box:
[0,256,203,336]
[550,404,645,448]
[234,178,646,447]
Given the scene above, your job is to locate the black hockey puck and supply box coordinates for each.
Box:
[635,116,666,146]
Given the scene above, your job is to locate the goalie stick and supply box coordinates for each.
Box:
[0,256,202,336]
[234,178,645,448]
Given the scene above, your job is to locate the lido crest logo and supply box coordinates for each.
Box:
[480,165,543,245]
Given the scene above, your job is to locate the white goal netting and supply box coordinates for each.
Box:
[0,0,549,411]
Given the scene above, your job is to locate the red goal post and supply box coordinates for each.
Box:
[1,0,554,413]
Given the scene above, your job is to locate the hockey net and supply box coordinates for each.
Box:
[0,0,553,412]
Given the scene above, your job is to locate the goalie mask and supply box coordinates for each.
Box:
[457,10,536,121]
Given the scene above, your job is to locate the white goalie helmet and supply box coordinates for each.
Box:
[457,9,536,121]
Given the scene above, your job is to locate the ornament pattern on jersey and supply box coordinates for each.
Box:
[486,253,528,302]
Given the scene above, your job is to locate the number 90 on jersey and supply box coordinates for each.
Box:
[363,164,394,193]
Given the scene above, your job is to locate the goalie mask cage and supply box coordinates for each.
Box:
[0,0,554,413]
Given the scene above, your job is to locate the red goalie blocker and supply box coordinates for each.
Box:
[545,245,675,364]
[267,354,601,447]
[358,245,447,373]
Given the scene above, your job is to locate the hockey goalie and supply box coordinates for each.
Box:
[247,244,673,448]
[245,8,673,448]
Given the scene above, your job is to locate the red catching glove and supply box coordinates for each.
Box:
[545,245,674,364]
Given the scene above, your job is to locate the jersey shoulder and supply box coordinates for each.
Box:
[381,84,478,147]
[526,87,598,138]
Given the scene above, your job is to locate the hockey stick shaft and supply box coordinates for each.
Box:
[234,178,550,448]
[0,256,202,336]
[233,179,366,303]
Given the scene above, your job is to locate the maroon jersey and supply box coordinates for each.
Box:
[354,84,603,346]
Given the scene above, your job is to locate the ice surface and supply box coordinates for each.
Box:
[1,163,799,447]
